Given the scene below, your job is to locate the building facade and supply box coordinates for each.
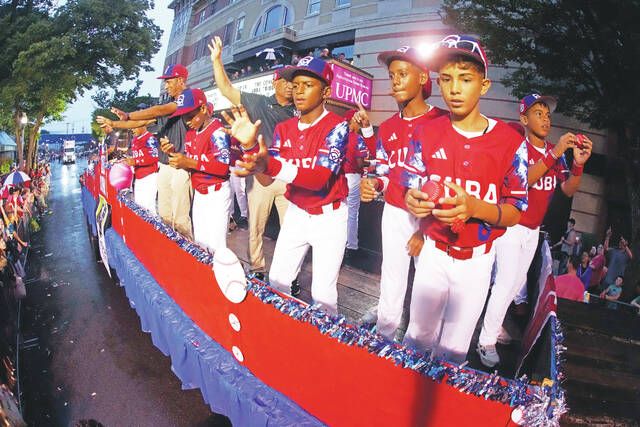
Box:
[162,0,613,240]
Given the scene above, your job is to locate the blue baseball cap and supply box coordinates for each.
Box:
[157,64,189,80]
[519,93,557,114]
[279,56,333,85]
[170,88,207,118]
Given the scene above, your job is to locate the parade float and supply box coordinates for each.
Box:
[79,63,566,426]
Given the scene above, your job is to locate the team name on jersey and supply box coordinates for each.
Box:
[284,156,317,169]
[429,174,498,204]
[132,149,145,158]
[531,175,557,191]
[387,147,409,168]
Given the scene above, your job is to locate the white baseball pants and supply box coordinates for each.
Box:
[134,172,158,214]
[192,182,231,253]
[403,238,495,363]
[345,173,362,250]
[479,225,539,346]
[268,202,348,314]
[229,167,248,218]
[375,203,420,340]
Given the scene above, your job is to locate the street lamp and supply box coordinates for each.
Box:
[19,112,28,168]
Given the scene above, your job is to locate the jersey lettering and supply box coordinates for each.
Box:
[531,175,557,191]
[428,174,498,204]
[387,147,408,168]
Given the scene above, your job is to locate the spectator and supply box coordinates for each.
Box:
[337,52,347,63]
[555,256,586,302]
[291,54,300,65]
[553,218,577,274]
[319,48,331,59]
[602,226,633,289]
[576,251,592,289]
[588,243,606,292]
[600,275,623,309]
[630,282,640,314]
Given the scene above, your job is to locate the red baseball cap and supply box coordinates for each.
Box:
[206,102,214,115]
[378,46,432,99]
[157,64,189,80]
[170,88,207,118]
[377,46,429,72]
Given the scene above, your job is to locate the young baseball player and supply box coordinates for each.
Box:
[343,109,370,255]
[162,88,232,253]
[124,125,159,214]
[477,93,592,367]
[402,35,529,363]
[359,46,447,340]
[226,57,349,314]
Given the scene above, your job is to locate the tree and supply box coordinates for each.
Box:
[0,0,161,170]
[441,0,640,294]
[90,79,158,141]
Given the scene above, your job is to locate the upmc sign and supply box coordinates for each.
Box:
[329,61,373,109]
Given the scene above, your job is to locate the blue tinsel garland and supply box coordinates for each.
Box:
[113,189,569,425]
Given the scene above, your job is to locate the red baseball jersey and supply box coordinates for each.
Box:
[184,119,231,194]
[271,111,349,210]
[519,140,569,229]
[343,132,369,174]
[130,131,159,179]
[402,115,529,248]
[374,107,448,209]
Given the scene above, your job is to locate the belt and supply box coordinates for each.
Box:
[304,200,341,215]
[196,182,222,194]
[434,240,493,260]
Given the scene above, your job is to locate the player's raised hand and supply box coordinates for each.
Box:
[221,105,262,149]
[354,102,371,128]
[432,181,476,224]
[234,135,269,177]
[160,137,175,154]
[405,188,436,218]
[96,116,112,127]
[573,134,593,165]
[406,231,425,257]
[110,107,128,121]
[208,36,223,62]
[360,178,379,202]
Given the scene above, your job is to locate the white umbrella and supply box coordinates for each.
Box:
[255,48,283,61]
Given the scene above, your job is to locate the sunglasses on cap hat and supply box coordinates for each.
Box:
[429,35,489,77]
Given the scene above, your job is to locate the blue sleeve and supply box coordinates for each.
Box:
[316,121,349,174]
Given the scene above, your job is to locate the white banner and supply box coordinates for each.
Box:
[205,74,275,111]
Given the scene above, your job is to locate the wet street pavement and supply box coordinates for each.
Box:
[19,161,229,426]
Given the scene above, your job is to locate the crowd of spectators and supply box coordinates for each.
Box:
[227,47,353,81]
[0,160,51,425]
[552,221,638,313]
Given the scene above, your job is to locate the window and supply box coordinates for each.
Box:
[336,0,350,6]
[307,0,320,15]
[223,21,234,46]
[253,5,291,36]
[235,16,245,41]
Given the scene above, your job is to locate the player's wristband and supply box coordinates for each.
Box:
[361,126,374,138]
[571,160,584,176]
[495,204,503,227]
[123,112,130,121]
[542,150,558,169]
